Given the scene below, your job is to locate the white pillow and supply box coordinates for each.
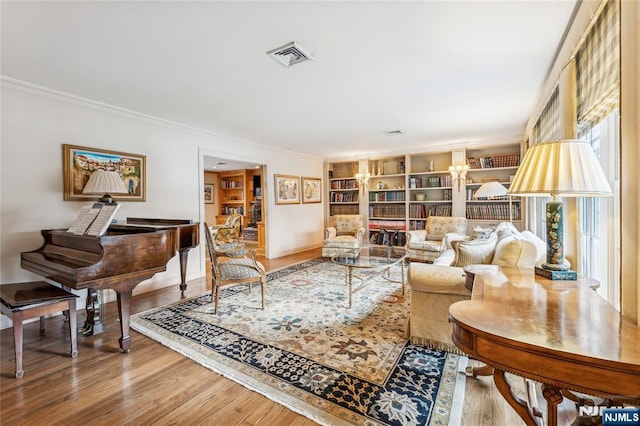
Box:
[491,235,539,268]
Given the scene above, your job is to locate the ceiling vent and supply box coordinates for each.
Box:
[383,130,403,136]
[267,42,313,67]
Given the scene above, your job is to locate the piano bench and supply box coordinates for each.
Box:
[0,281,78,378]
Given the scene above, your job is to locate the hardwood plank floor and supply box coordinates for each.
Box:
[1,248,577,425]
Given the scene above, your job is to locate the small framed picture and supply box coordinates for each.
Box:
[274,174,300,204]
[301,177,322,203]
[204,184,214,204]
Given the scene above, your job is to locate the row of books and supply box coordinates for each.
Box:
[466,204,521,220]
[221,206,245,215]
[408,205,453,219]
[369,204,406,218]
[369,192,406,202]
[369,230,406,247]
[368,219,407,231]
[330,192,358,203]
[219,179,244,189]
[467,154,520,169]
[409,175,452,188]
[330,179,358,189]
[330,205,360,215]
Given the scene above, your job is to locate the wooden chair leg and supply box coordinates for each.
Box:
[260,278,266,310]
[39,316,45,333]
[12,311,24,378]
[214,284,220,314]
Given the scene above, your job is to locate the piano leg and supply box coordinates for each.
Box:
[178,248,189,294]
[116,290,132,352]
[82,287,104,336]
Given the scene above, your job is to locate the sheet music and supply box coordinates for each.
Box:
[86,204,121,236]
[67,205,102,235]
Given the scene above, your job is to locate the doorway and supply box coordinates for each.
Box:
[199,149,269,258]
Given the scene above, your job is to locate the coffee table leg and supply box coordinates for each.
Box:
[347,266,353,308]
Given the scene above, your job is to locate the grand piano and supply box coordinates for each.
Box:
[21,219,199,352]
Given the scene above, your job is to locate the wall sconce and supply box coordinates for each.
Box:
[355,171,370,192]
[448,164,469,191]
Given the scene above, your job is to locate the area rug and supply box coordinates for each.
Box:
[131,259,467,426]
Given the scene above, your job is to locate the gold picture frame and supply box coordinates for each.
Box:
[63,144,146,201]
[204,184,214,204]
[301,177,322,203]
[274,174,300,204]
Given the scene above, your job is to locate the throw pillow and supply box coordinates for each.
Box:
[452,234,498,267]
[470,226,496,240]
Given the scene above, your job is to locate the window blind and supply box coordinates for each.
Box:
[533,86,560,144]
[576,0,620,130]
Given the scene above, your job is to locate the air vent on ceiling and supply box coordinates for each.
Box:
[383,130,403,136]
[267,41,313,67]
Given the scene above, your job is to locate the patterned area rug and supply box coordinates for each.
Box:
[131,259,467,425]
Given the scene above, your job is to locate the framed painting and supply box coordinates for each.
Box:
[301,177,322,203]
[204,184,214,204]
[274,174,300,204]
[63,144,146,201]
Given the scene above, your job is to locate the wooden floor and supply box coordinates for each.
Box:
[1,248,577,425]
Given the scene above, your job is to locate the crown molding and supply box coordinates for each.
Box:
[1,76,323,161]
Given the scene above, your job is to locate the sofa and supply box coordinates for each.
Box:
[405,216,468,262]
[407,222,547,353]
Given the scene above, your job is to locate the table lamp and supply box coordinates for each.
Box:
[508,139,612,280]
[473,181,512,222]
[82,169,128,204]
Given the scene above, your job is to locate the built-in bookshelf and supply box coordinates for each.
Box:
[217,170,248,223]
[465,145,522,230]
[325,143,524,245]
[367,156,406,245]
[408,151,454,231]
[328,161,360,216]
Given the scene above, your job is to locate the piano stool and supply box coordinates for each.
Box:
[0,281,78,378]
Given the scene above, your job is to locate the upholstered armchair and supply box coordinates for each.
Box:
[204,222,266,314]
[405,216,467,262]
[322,214,366,257]
[211,214,243,246]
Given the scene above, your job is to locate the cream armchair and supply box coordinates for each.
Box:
[406,216,468,262]
[322,214,365,257]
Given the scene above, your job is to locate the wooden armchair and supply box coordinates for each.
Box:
[204,222,266,314]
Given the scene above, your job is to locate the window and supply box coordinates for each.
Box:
[578,111,620,307]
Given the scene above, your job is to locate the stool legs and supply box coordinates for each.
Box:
[12,311,25,378]
[68,300,78,358]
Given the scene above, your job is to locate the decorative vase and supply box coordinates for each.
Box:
[376,182,384,190]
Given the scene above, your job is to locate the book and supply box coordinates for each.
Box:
[67,203,120,236]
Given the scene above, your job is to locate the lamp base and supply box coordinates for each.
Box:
[535,266,577,281]
[98,193,118,204]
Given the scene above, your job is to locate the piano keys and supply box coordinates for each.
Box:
[21,224,188,352]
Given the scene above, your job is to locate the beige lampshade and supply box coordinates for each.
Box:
[508,140,613,197]
[473,181,508,199]
[82,170,128,195]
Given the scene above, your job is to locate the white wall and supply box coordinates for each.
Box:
[0,79,324,327]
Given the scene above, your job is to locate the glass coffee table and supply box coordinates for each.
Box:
[331,245,408,308]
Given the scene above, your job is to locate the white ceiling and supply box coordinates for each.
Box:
[1,1,577,160]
